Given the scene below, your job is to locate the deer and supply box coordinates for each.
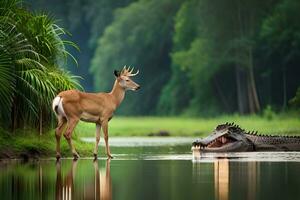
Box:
[52,66,140,160]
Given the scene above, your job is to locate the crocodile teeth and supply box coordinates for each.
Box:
[221,136,227,144]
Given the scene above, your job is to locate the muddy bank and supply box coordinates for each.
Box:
[0,148,49,160]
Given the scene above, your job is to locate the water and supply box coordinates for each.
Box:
[1,137,300,200]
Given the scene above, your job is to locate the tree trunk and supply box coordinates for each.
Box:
[235,0,248,114]
[213,77,230,112]
[248,47,260,113]
[282,67,287,111]
[235,65,248,114]
[247,74,255,113]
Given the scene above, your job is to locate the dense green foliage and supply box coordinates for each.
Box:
[26,0,135,91]
[23,0,300,116]
[0,0,81,131]
[91,0,181,115]
[290,88,300,108]
[90,0,300,115]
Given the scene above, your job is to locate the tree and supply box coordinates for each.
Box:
[159,0,235,115]
[91,0,182,115]
[26,0,135,91]
[260,0,300,110]
[160,0,276,115]
[0,0,81,132]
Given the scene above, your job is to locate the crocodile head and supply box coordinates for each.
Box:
[192,123,253,152]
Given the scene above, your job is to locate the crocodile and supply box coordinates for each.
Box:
[192,123,300,152]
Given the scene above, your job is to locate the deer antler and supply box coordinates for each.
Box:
[128,69,139,77]
[121,65,139,77]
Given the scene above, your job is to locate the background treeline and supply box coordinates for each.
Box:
[23,0,300,116]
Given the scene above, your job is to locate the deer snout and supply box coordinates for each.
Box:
[135,85,141,90]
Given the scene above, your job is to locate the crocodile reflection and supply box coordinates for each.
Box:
[193,159,259,200]
[214,159,229,200]
[55,159,112,200]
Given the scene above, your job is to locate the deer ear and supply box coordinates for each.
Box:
[114,70,120,77]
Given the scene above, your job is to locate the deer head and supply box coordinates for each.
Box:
[114,66,140,91]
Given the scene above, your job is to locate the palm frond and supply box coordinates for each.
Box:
[0,50,15,119]
[0,0,82,130]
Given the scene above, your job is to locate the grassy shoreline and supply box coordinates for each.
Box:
[75,115,300,137]
[1,115,300,159]
[0,130,94,159]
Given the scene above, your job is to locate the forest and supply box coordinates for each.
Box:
[1,0,300,133]
[26,0,300,116]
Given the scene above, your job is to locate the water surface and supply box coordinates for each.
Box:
[1,137,300,200]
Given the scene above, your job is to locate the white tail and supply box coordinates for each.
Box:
[52,96,66,117]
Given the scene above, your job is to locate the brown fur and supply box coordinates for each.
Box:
[54,68,140,159]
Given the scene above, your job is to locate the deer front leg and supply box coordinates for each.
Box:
[93,159,100,200]
[102,121,113,159]
[64,118,80,160]
[93,123,101,160]
[55,117,67,160]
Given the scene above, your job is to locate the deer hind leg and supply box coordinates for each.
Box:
[55,116,67,160]
[102,121,113,159]
[64,117,80,160]
[93,123,101,160]
[55,159,62,199]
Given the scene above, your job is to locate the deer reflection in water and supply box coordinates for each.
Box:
[94,159,112,200]
[55,159,112,200]
[55,160,77,200]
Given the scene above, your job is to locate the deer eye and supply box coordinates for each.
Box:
[126,80,129,82]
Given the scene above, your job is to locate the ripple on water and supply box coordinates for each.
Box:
[192,151,300,162]
[81,137,300,162]
[111,152,300,162]
[81,136,194,147]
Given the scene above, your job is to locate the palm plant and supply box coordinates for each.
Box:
[0,0,82,133]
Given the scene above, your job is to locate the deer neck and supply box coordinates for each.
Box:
[110,79,125,108]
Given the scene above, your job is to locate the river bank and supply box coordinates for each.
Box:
[1,115,300,159]
[0,130,94,159]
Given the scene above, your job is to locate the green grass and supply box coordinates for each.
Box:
[74,115,300,137]
[1,115,300,159]
[0,127,94,159]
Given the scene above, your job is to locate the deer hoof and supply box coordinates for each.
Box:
[56,153,61,160]
[93,153,98,160]
[73,153,80,160]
